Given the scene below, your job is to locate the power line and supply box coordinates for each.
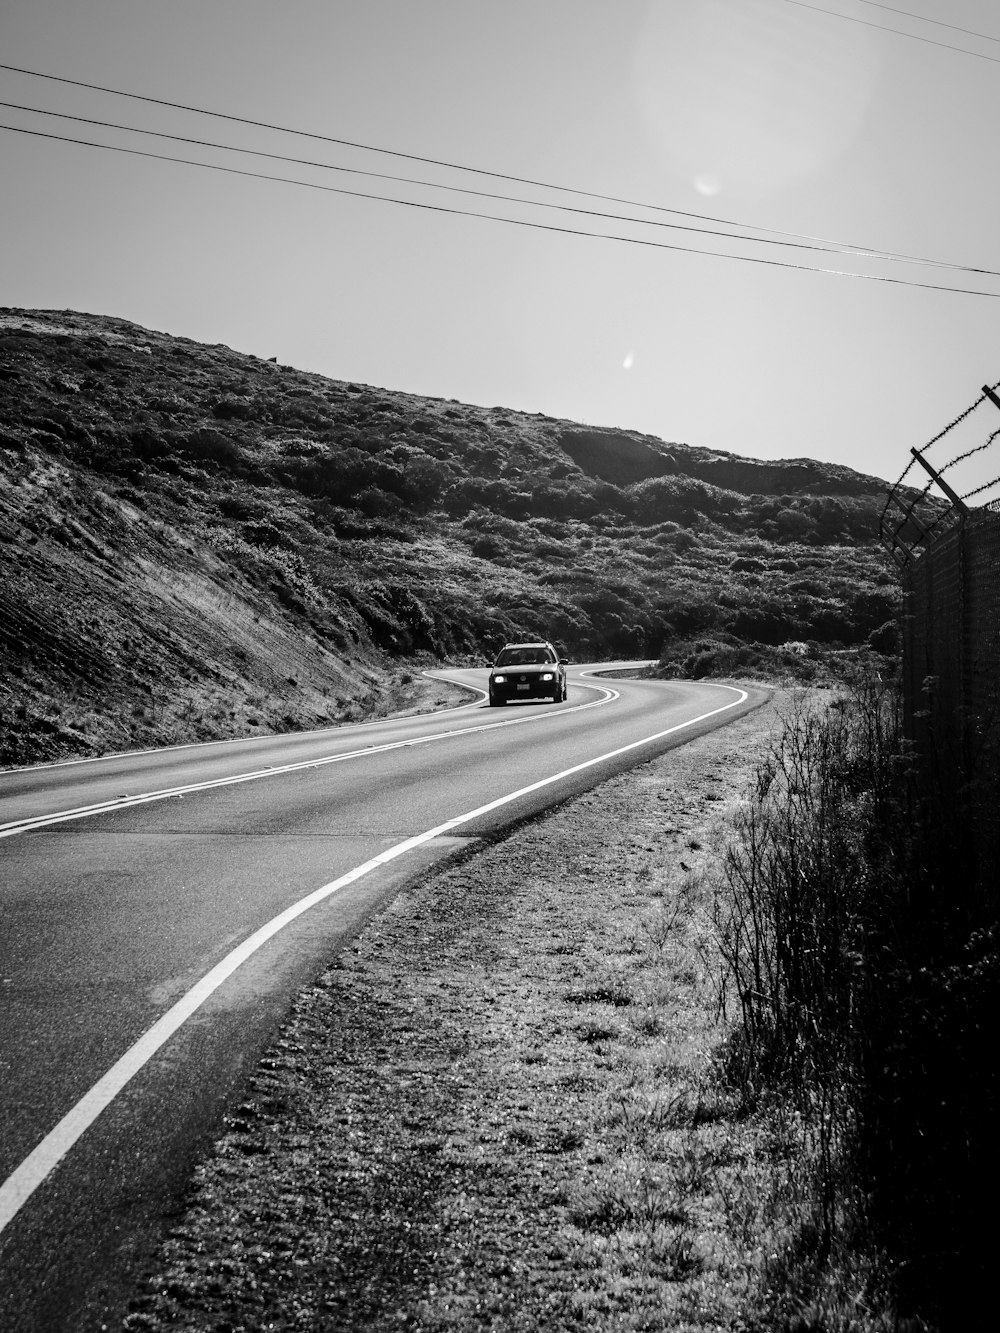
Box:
[4,120,999,300]
[781,0,1000,64]
[7,97,998,279]
[0,100,856,261]
[0,60,988,279]
[0,59,805,229]
[856,0,1000,46]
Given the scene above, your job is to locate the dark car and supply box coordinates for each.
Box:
[488,641,569,706]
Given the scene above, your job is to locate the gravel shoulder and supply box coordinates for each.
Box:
[124,689,792,1332]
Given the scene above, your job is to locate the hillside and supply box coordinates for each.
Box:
[0,309,898,767]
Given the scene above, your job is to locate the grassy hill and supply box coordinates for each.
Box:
[0,308,899,767]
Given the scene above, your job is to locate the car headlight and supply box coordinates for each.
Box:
[540,672,554,681]
[492,674,506,684]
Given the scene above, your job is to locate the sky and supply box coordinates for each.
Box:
[2,0,1000,492]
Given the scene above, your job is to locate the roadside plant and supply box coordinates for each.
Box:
[714,679,900,1117]
[713,666,1000,1328]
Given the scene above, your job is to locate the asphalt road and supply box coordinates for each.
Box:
[0,665,765,1331]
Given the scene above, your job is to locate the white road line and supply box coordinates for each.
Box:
[0,683,615,840]
[0,683,747,1235]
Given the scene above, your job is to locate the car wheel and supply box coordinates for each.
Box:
[489,695,505,707]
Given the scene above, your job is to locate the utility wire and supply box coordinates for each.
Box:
[857,0,1000,46]
[4,120,999,301]
[0,100,858,261]
[781,0,1000,64]
[0,60,989,278]
[7,97,998,278]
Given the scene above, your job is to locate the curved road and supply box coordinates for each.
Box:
[0,665,765,1330]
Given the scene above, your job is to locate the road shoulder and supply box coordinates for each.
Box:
[124,689,790,1331]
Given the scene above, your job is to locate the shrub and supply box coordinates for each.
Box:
[182,427,242,466]
[774,507,817,543]
[716,688,893,1108]
[471,533,505,560]
[355,486,397,518]
[290,446,402,503]
[211,396,255,421]
[241,520,293,549]
[398,452,451,511]
[129,426,170,463]
[867,620,898,654]
[714,673,999,1325]
[726,603,801,646]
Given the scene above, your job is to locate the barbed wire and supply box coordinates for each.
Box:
[939,424,1000,478]
[881,474,936,544]
[880,378,1000,563]
[960,474,1000,503]
[958,426,1000,500]
[885,376,1000,495]
[917,384,997,457]
[919,504,964,546]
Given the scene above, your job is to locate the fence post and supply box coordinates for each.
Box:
[908,449,969,518]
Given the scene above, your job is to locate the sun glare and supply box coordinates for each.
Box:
[631,0,880,199]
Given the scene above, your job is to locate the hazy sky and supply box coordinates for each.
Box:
[3,0,1000,488]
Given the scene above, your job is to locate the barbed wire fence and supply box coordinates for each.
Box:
[879,379,1000,878]
[880,378,1000,565]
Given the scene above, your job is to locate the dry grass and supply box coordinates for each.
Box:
[122,694,870,1332]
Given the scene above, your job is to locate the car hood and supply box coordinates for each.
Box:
[492,664,553,674]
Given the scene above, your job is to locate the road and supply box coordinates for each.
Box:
[0,665,765,1330]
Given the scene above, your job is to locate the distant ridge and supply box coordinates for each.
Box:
[1,308,898,765]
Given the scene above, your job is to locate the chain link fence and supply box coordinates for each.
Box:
[881,386,1000,876]
[901,510,1000,780]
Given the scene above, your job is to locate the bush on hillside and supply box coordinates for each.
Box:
[0,310,905,762]
[181,426,244,466]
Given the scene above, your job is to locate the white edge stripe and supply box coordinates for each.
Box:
[0,683,747,1234]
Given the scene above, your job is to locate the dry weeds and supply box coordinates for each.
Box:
[123,698,804,1331]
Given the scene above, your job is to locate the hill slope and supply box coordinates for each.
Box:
[0,309,898,766]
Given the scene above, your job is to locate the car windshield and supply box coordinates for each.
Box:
[496,647,551,667]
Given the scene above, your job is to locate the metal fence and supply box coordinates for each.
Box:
[880,384,1000,867]
[900,510,1000,781]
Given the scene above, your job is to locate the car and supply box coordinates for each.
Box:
[488,641,569,706]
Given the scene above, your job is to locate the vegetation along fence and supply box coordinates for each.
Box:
[880,379,1000,875]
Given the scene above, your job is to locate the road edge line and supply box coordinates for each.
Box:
[0,683,748,1235]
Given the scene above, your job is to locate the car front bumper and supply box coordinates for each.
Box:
[489,672,560,701]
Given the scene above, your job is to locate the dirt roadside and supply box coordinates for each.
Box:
[123,690,793,1332]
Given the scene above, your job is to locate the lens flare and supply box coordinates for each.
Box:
[631,0,880,198]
